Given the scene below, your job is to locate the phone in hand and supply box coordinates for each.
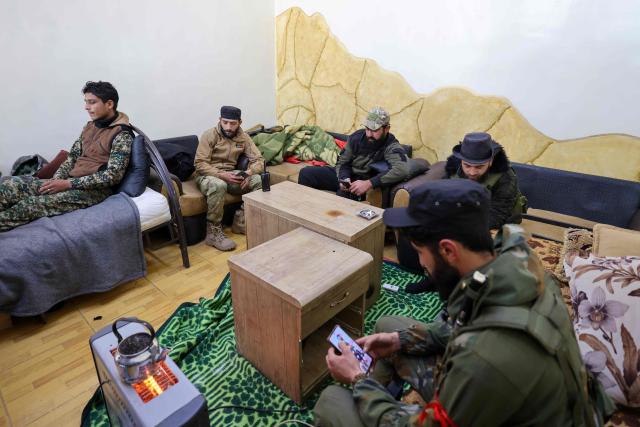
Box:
[339,178,351,189]
[234,170,249,178]
[327,325,372,374]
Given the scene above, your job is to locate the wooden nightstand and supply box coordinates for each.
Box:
[228,227,372,403]
[242,181,385,308]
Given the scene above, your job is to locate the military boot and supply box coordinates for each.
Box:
[205,222,236,251]
[231,206,246,235]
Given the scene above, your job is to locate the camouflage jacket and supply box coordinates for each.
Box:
[353,225,608,426]
[53,112,133,190]
[336,129,410,188]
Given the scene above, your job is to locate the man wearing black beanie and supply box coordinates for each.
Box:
[194,106,264,251]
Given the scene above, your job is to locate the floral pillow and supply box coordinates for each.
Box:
[565,254,640,407]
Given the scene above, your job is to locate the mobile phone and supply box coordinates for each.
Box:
[327,325,372,374]
[339,179,351,188]
[235,170,248,178]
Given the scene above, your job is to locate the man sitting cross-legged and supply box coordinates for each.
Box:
[194,105,264,251]
[314,179,613,427]
[0,81,133,231]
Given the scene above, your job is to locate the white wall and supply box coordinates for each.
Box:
[276,0,640,140]
[0,0,275,176]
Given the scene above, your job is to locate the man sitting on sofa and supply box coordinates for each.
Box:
[194,105,264,251]
[405,132,526,293]
[0,81,133,231]
[298,106,410,201]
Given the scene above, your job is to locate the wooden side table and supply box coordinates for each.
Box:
[228,227,372,403]
[242,181,385,308]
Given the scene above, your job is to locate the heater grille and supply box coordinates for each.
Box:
[131,361,179,403]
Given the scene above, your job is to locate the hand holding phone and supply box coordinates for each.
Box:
[327,325,372,374]
[339,178,351,189]
[235,170,249,178]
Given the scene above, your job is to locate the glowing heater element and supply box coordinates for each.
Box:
[131,361,179,403]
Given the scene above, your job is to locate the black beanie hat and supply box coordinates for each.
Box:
[220,106,241,121]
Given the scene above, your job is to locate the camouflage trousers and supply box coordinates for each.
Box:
[314,316,438,427]
[195,173,261,224]
[0,176,111,231]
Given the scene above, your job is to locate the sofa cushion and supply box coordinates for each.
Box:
[178,179,207,216]
[513,162,640,228]
[268,162,307,184]
[593,224,640,257]
[565,254,640,407]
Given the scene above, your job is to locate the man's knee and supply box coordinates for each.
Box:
[197,176,227,196]
[297,166,314,187]
[374,315,417,334]
[314,385,364,427]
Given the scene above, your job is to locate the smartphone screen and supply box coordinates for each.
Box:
[327,325,372,374]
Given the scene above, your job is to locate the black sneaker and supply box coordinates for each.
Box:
[405,276,435,294]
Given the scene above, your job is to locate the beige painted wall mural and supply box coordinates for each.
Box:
[276,7,640,181]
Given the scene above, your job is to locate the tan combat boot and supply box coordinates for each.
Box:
[231,206,246,235]
[205,222,236,251]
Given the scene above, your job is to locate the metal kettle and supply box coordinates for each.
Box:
[112,317,168,384]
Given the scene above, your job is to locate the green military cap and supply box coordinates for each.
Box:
[362,106,390,131]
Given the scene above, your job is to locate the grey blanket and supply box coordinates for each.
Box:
[0,193,147,316]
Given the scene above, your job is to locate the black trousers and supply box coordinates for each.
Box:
[298,165,365,201]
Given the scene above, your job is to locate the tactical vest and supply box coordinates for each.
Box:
[482,168,528,217]
[450,275,615,427]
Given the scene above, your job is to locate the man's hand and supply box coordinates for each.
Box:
[349,179,373,196]
[220,171,244,185]
[39,179,71,195]
[240,171,252,190]
[326,342,364,385]
[356,332,400,360]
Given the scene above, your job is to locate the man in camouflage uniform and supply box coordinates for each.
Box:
[314,179,614,426]
[0,81,133,231]
[194,106,264,251]
[298,106,410,201]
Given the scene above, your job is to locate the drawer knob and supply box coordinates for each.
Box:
[329,291,350,308]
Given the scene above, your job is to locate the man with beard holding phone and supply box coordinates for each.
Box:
[313,179,613,427]
[298,106,409,201]
[194,106,264,251]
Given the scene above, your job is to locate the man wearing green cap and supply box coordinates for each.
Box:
[298,106,409,201]
[313,179,614,427]
[194,106,264,251]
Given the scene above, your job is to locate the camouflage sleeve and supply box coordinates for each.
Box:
[370,142,410,188]
[354,377,422,426]
[69,131,133,189]
[397,319,451,356]
[244,136,265,175]
[335,138,356,180]
[53,137,82,179]
[194,130,224,177]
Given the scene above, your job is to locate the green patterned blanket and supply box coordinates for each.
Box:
[82,262,442,426]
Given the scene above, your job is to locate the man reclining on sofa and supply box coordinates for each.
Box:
[403,132,526,293]
[0,81,133,231]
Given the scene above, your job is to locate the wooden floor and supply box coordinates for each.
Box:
[0,227,398,427]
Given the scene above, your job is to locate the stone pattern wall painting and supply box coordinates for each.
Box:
[276,7,640,182]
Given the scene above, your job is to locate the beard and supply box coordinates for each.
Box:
[221,128,238,138]
[429,252,461,301]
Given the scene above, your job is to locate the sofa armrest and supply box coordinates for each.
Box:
[391,161,447,208]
